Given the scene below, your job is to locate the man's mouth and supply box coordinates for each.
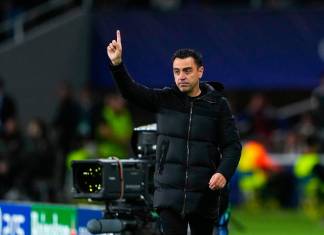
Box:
[179,83,189,86]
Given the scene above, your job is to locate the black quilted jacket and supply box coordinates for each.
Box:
[110,63,242,219]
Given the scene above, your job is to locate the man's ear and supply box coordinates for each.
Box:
[198,66,204,79]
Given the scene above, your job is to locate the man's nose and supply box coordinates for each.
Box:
[179,73,186,80]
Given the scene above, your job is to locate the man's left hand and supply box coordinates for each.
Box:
[209,173,227,190]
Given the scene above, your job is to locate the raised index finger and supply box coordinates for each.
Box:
[116,30,121,44]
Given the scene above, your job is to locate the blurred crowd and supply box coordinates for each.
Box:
[0,78,133,202]
[238,74,324,154]
[231,74,324,218]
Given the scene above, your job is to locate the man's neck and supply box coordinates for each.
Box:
[188,87,201,97]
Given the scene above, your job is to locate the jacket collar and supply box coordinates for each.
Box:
[199,82,224,102]
[172,81,224,102]
[172,81,224,97]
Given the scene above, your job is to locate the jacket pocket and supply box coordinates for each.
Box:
[158,140,169,174]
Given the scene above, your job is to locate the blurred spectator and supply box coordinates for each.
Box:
[236,140,280,205]
[52,81,79,188]
[283,130,303,153]
[22,117,55,201]
[76,85,98,141]
[236,137,296,208]
[0,78,17,135]
[0,117,24,200]
[296,113,316,140]
[272,129,302,154]
[237,93,275,144]
[96,92,133,158]
[272,113,316,153]
[294,136,324,218]
[0,141,9,198]
[53,81,79,153]
[311,73,324,152]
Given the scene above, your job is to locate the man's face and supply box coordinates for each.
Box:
[173,57,204,96]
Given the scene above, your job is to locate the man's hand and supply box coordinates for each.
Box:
[209,173,227,190]
[107,30,122,66]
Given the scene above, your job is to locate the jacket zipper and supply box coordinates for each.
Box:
[182,101,193,216]
[190,96,223,220]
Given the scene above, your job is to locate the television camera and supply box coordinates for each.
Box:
[71,124,160,234]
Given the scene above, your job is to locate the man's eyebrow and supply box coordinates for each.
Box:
[183,67,192,71]
[173,66,192,71]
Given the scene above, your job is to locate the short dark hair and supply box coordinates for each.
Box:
[172,48,203,68]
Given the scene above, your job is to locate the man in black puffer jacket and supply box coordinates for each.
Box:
[107,30,242,235]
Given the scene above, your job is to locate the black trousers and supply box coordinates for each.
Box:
[159,209,215,235]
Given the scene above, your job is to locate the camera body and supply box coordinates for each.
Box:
[71,124,159,234]
[72,159,152,201]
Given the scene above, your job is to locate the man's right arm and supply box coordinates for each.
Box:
[109,62,165,112]
[107,30,164,111]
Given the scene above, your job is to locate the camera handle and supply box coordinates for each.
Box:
[87,201,138,234]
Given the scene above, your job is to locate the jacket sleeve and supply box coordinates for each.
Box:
[216,97,242,182]
[109,63,165,112]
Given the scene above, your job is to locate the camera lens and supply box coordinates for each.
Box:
[73,163,103,193]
